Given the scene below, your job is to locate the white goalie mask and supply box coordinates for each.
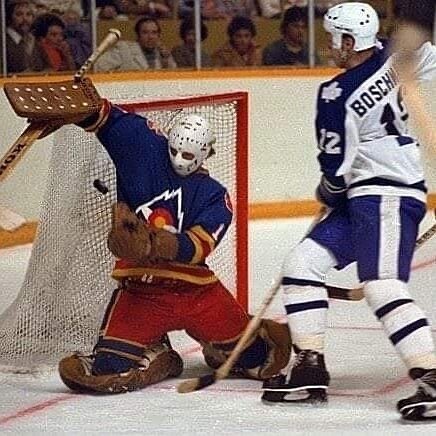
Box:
[168,114,215,177]
[324,2,379,52]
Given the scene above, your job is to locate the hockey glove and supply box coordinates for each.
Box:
[107,202,178,263]
[316,175,347,208]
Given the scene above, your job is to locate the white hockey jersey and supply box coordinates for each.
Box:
[316,41,436,203]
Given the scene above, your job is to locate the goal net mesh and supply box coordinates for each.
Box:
[0,93,248,372]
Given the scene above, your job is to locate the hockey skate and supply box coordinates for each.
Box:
[261,348,330,404]
[397,368,436,421]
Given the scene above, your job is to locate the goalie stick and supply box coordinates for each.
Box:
[0,29,121,184]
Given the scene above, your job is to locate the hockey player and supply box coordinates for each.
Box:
[56,98,292,394]
[261,1,436,421]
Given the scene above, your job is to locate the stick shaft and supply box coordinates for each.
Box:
[216,280,281,380]
[74,29,121,80]
[216,207,328,380]
[0,122,46,183]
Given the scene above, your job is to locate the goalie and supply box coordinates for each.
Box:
[3,80,292,393]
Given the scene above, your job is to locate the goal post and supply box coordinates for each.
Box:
[0,91,249,372]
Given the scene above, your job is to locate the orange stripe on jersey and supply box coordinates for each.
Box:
[114,259,216,277]
[186,230,204,264]
[190,225,215,247]
[111,259,218,285]
[112,267,218,285]
[187,226,215,264]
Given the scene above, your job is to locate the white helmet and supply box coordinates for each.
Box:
[324,2,379,52]
[168,114,215,177]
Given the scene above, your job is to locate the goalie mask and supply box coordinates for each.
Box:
[168,114,215,177]
[324,2,379,52]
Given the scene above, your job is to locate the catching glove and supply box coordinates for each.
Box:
[107,203,178,263]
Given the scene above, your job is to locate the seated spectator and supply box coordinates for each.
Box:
[212,16,261,67]
[315,1,343,15]
[179,0,257,20]
[115,0,173,18]
[97,1,129,20]
[262,6,313,66]
[32,13,76,72]
[94,16,177,72]
[33,0,84,17]
[62,8,92,68]
[6,0,44,73]
[203,0,257,19]
[171,17,211,67]
[257,0,304,18]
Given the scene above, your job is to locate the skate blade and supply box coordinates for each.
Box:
[262,388,327,405]
[401,403,436,422]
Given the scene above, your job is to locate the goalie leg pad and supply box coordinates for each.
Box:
[201,319,292,380]
[58,344,183,394]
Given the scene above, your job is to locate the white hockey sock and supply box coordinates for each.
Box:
[364,279,436,369]
[282,285,328,353]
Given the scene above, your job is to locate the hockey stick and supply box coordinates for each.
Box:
[74,28,121,81]
[177,208,327,394]
[324,218,436,302]
[0,29,121,184]
[0,121,47,182]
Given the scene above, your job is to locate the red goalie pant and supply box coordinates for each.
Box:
[97,280,249,357]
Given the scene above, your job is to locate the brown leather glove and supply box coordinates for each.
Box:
[4,78,102,127]
[107,203,178,263]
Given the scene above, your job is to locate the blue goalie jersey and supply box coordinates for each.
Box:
[316,41,436,203]
[96,106,233,284]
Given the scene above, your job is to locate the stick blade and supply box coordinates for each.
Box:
[177,373,217,394]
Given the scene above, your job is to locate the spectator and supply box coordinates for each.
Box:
[315,1,345,15]
[62,8,92,68]
[97,1,129,20]
[204,0,258,18]
[115,0,173,18]
[262,6,313,66]
[257,0,282,19]
[179,0,257,20]
[258,0,311,18]
[94,16,177,72]
[212,16,261,67]
[5,0,44,73]
[32,13,76,72]
[33,0,84,17]
[171,17,211,67]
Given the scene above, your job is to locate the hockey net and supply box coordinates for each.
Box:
[0,92,248,373]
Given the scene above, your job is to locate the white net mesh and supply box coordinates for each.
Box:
[0,94,247,372]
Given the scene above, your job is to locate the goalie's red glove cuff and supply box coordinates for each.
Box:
[77,99,111,132]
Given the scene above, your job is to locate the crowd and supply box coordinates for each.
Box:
[4,0,387,74]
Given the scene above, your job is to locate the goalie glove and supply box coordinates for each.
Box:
[107,203,178,264]
[3,78,104,135]
[316,175,347,209]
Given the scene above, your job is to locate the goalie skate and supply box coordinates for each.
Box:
[397,368,436,421]
[261,349,330,404]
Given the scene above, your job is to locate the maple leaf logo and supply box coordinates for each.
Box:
[321,81,343,103]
